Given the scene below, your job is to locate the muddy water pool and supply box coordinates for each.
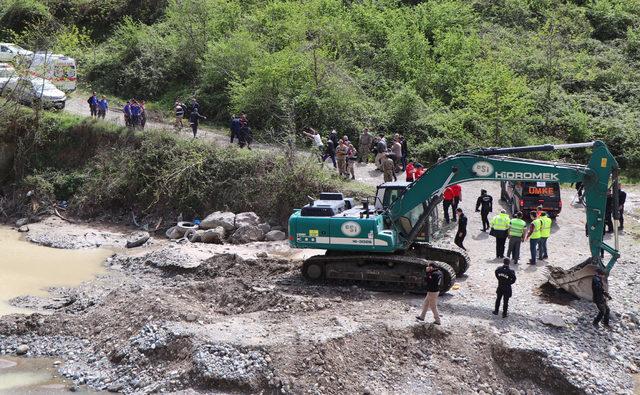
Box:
[0,227,110,315]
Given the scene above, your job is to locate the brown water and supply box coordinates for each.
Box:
[0,227,110,316]
[0,357,93,394]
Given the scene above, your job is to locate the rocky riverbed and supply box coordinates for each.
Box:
[0,182,639,394]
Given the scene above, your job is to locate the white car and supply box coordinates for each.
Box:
[0,43,34,63]
[0,62,16,78]
[5,77,67,110]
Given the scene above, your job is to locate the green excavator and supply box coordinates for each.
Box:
[288,141,621,299]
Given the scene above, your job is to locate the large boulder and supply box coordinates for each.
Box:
[230,225,264,244]
[265,230,286,241]
[235,212,261,228]
[257,223,271,233]
[201,227,225,244]
[16,218,28,227]
[200,211,236,231]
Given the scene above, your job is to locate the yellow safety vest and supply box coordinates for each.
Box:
[540,216,552,238]
[509,218,527,237]
[491,213,511,230]
[530,218,542,239]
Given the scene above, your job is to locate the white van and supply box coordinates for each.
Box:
[29,52,77,92]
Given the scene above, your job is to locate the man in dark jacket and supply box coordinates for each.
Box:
[189,109,206,138]
[416,263,442,325]
[592,269,611,328]
[454,208,467,250]
[618,187,627,231]
[494,258,516,318]
[475,189,493,231]
[230,115,241,143]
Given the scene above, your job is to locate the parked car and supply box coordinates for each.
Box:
[500,180,562,218]
[29,52,77,92]
[0,43,33,63]
[2,77,67,110]
[0,62,17,78]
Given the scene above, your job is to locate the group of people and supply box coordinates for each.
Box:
[229,113,252,149]
[123,99,147,129]
[87,92,109,119]
[302,128,358,179]
[174,98,206,138]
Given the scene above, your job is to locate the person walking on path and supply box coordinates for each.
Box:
[346,143,357,180]
[382,153,397,182]
[123,100,131,127]
[618,186,627,231]
[302,127,325,161]
[538,212,552,260]
[375,134,387,170]
[336,139,348,177]
[454,208,467,250]
[97,95,108,119]
[494,258,516,318]
[490,209,511,259]
[174,101,185,130]
[506,211,526,265]
[476,189,493,231]
[592,268,612,328]
[442,186,455,224]
[416,263,442,325]
[525,211,543,265]
[451,184,462,221]
[391,136,402,172]
[358,128,374,163]
[87,91,98,118]
[189,109,206,138]
[130,100,141,128]
[230,115,241,143]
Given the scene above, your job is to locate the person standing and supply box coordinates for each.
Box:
[329,129,339,148]
[494,258,516,318]
[374,134,387,170]
[538,212,552,260]
[346,144,357,180]
[302,127,324,160]
[506,211,526,265]
[391,136,402,172]
[405,160,415,182]
[97,95,108,119]
[336,139,348,177]
[475,189,493,231]
[442,186,455,224]
[605,189,614,233]
[400,135,408,171]
[490,209,511,259]
[87,91,98,117]
[130,100,141,128]
[174,101,185,130]
[140,100,147,129]
[454,208,467,250]
[358,128,374,163]
[525,211,542,265]
[416,263,442,325]
[592,268,611,328]
[229,115,240,143]
[123,100,131,127]
[189,108,206,138]
[618,186,627,231]
[450,184,462,222]
[382,153,397,182]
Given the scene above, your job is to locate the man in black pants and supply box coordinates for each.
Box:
[618,187,627,231]
[454,208,467,250]
[494,258,516,318]
[592,268,612,328]
[475,189,493,232]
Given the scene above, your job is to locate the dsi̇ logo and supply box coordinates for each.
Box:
[472,161,494,177]
[341,221,361,237]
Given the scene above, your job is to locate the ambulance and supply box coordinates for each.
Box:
[29,52,77,92]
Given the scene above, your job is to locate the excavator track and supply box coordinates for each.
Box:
[409,242,470,276]
[302,253,456,295]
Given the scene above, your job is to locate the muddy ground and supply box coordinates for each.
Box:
[0,181,639,395]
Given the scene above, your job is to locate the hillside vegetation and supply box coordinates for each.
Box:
[2,0,640,174]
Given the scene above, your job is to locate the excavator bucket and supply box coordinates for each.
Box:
[546,258,605,301]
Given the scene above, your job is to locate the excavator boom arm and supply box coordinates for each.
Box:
[385,141,619,270]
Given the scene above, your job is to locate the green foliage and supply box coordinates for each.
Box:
[0,0,51,39]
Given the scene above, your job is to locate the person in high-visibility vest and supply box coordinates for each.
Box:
[506,211,527,265]
[538,212,553,260]
[490,209,511,258]
[525,211,543,265]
